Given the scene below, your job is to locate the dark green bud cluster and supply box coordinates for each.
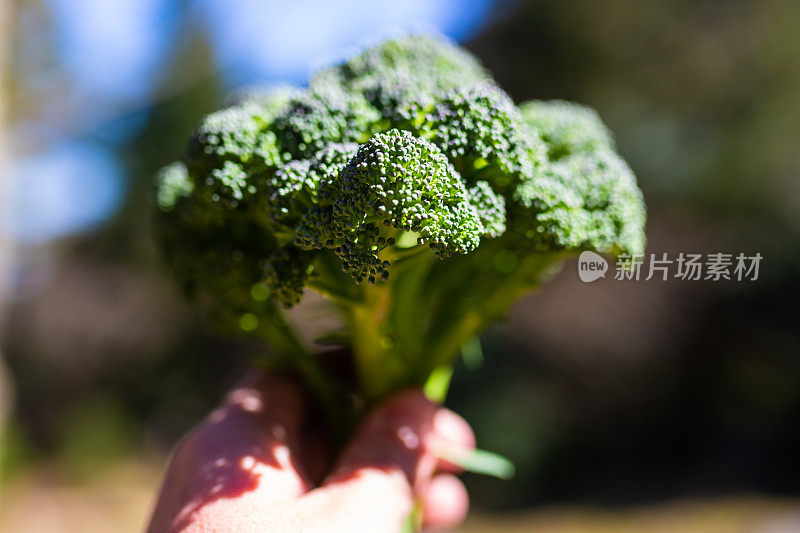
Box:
[154,162,285,319]
[262,142,359,243]
[468,180,507,238]
[273,86,380,158]
[187,102,284,212]
[262,247,314,308]
[303,130,495,282]
[405,82,547,193]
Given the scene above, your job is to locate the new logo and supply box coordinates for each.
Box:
[577,251,608,282]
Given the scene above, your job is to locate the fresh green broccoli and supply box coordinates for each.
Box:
[154,32,646,407]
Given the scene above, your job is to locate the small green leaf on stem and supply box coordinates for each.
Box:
[435,444,516,480]
[401,501,423,533]
[423,365,454,402]
[461,336,484,370]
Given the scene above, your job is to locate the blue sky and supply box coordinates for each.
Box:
[9,0,499,243]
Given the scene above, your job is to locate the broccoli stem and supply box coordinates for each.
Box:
[251,302,351,431]
[292,245,566,415]
[412,250,569,384]
[346,282,401,400]
[254,304,309,357]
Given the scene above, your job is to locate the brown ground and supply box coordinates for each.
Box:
[1,462,798,533]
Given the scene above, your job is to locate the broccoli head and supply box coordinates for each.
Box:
[154,32,646,402]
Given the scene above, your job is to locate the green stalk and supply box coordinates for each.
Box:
[415,252,569,383]
[342,243,435,403]
[254,305,309,357]
[346,282,402,401]
[388,247,437,376]
[308,250,405,402]
[252,308,348,428]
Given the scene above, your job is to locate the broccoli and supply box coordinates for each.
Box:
[154,33,646,409]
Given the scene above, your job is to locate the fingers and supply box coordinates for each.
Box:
[313,390,474,532]
[146,373,314,533]
[431,408,476,474]
[330,390,439,488]
[147,383,476,533]
[421,474,469,531]
[423,411,473,531]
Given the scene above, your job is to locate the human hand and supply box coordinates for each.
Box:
[146,373,475,532]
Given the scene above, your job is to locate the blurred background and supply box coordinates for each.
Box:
[1,0,799,531]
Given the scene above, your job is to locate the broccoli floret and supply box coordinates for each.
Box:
[155,172,276,329]
[183,98,287,226]
[262,143,359,243]
[514,150,646,255]
[313,33,489,120]
[263,246,314,307]
[519,99,614,160]
[408,82,547,193]
[154,32,647,404]
[468,180,507,238]
[154,162,193,212]
[304,130,493,282]
[273,85,380,158]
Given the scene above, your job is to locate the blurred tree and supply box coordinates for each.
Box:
[0,0,13,462]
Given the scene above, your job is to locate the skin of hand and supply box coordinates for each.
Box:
[146,373,475,533]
